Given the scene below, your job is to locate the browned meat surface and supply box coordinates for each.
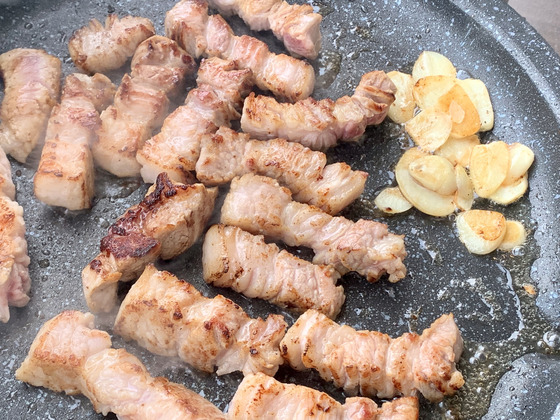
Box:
[281,310,464,402]
[203,224,345,318]
[165,0,315,102]
[114,264,287,376]
[34,73,115,210]
[221,174,406,283]
[196,126,367,214]
[229,372,419,420]
[0,48,61,162]
[82,173,217,313]
[68,15,155,74]
[241,70,396,150]
[137,57,253,184]
[16,310,225,419]
[92,35,196,177]
[207,0,322,59]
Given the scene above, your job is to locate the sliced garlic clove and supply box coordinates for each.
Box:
[412,51,457,82]
[387,71,416,124]
[435,84,481,138]
[457,78,494,131]
[456,209,507,255]
[454,165,474,211]
[504,143,534,185]
[435,134,480,167]
[374,186,413,214]
[408,155,457,195]
[498,220,527,251]
[469,141,510,198]
[405,109,452,152]
[412,75,456,110]
[489,173,529,205]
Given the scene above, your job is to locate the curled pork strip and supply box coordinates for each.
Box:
[281,310,464,402]
[229,372,419,420]
[68,15,155,74]
[207,0,322,59]
[196,126,367,215]
[16,311,225,419]
[137,57,253,184]
[165,0,315,102]
[221,174,406,283]
[114,264,287,376]
[203,224,345,318]
[82,172,217,313]
[34,73,115,210]
[92,35,196,177]
[0,48,61,162]
[241,70,396,150]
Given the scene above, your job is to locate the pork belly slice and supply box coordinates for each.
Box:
[203,224,345,318]
[92,36,196,177]
[228,372,419,420]
[281,310,464,402]
[34,74,115,210]
[196,126,367,214]
[16,311,225,419]
[0,48,61,162]
[68,15,155,74]
[221,174,406,283]
[114,264,287,376]
[137,57,253,184]
[207,0,322,59]
[165,0,315,102]
[241,70,396,150]
[82,173,217,313]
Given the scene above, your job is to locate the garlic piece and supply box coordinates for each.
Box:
[456,210,507,255]
[374,187,413,214]
[435,135,480,167]
[412,51,457,82]
[434,84,481,138]
[454,165,474,211]
[408,155,457,195]
[489,173,529,205]
[504,143,534,185]
[498,220,527,251]
[405,109,452,152]
[412,75,456,110]
[458,78,494,131]
[469,141,510,198]
[387,71,415,124]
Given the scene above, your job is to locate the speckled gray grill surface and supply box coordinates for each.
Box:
[0,0,559,419]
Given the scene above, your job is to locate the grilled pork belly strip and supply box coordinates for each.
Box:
[241,70,396,150]
[229,372,419,420]
[281,310,464,402]
[196,126,367,215]
[203,224,345,318]
[16,311,226,419]
[207,0,322,59]
[92,35,196,177]
[68,15,156,74]
[0,48,61,162]
[137,57,253,184]
[221,174,406,283]
[114,264,287,376]
[34,73,116,210]
[82,173,217,313]
[165,0,315,102]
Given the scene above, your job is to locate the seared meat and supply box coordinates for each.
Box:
[196,126,367,214]
[165,0,315,102]
[281,310,464,402]
[137,57,253,184]
[114,264,287,376]
[16,311,225,419]
[221,174,406,283]
[82,173,217,313]
[34,73,115,210]
[0,48,61,162]
[92,36,196,177]
[68,15,155,74]
[228,372,419,420]
[241,70,396,150]
[207,0,322,59]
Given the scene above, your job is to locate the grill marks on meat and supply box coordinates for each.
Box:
[196,126,367,215]
[207,0,322,59]
[92,35,196,177]
[228,372,419,420]
[0,49,61,162]
[281,310,464,402]
[203,224,345,318]
[82,173,217,313]
[241,70,396,150]
[165,0,315,102]
[221,174,406,283]
[68,15,156,74]
[16,311,226,419]
[114,264,287,376]
[34,74,115,210]
[137,57,253,184]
